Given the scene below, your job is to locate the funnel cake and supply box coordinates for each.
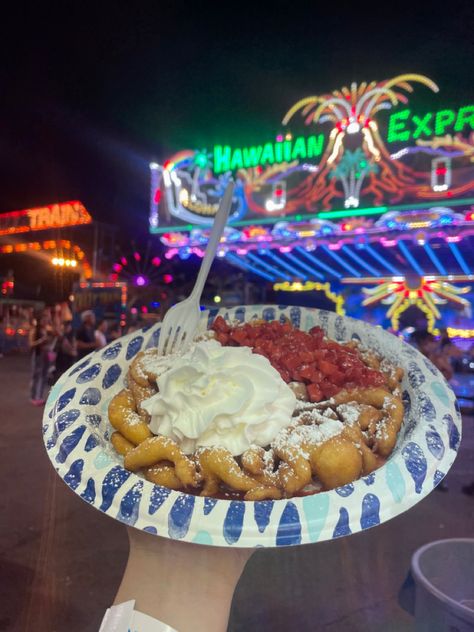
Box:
[108,318,404,500]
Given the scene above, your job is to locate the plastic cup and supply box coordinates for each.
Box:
[411,539,474,631]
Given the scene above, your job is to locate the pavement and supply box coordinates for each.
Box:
[0,354,473,632]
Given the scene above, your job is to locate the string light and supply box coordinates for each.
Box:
[52,257,78,268]
[446,327,474,338]
[273,281,345,315]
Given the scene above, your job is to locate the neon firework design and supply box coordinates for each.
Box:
[361,276,472,332]
[281,74,442,211]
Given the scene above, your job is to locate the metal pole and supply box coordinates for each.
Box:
[92,222,99,279]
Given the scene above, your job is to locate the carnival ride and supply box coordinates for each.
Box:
[149,74,474,334]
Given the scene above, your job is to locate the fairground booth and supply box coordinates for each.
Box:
[148,73,474,341]
[0,201,125,345]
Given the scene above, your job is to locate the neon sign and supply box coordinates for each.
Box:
[213,134,325,174]
[387,105,474,143]
[150,74,474,232]
[0,201,92,236]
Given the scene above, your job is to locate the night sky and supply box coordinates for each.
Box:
[1,1,473,240]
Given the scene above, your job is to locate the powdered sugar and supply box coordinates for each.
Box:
[272,417,344,456]
[336,404,362,426]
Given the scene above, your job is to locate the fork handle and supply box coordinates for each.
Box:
[189,181,235,303]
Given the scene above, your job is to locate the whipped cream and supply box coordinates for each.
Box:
[141,339,296,455]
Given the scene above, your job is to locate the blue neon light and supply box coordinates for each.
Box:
[265,250,308,280]
[448,242,471,275]
[341,245,380,276]
[398,241,424,276]
[321,245,361,277]
[361,244,400,274]
[246,252,292,281]
[295,247,343,279]
[225,253,276,282]
[423,243,447,275]
[284,251,325,281]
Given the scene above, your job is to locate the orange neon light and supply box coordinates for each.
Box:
[0,238,93,279]
[0,201,92,236]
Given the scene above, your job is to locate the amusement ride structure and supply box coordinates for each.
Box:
[148,74,474,335]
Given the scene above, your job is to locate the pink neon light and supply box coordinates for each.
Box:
[165,248,178,259]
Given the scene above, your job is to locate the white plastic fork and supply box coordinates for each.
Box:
[157,181,235,355]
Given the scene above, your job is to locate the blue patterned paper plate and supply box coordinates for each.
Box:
[42,305,462,548]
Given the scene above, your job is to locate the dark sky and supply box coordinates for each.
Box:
[0,1,473,240]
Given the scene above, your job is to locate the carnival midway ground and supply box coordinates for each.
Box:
[1,354,473,632]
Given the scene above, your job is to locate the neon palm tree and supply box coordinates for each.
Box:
[330,149,379,207]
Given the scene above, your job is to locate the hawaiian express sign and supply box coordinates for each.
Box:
[214,135,325,174]
[0,201,92,236]
[213,104,474,174]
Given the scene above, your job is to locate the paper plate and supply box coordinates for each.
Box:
[42,305,462,547]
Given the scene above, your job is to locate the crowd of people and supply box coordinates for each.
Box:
[410,328,463,381]
[28,309,118,406]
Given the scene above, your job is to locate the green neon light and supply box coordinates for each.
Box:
[213,134,325,174]
[149,196,474,234]
[387,109,411,143]
[387,104,474,143]
[412,112,433,139]
[435,109,456,135]
[194,152,208,169]
[454,105,474,132]
[317,206,387,219]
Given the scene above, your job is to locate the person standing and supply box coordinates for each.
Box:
[29,312,54,405]
[410,329,454,381]
[54,321,77,380]
[76,310,98,360]
[95,319,108,349]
